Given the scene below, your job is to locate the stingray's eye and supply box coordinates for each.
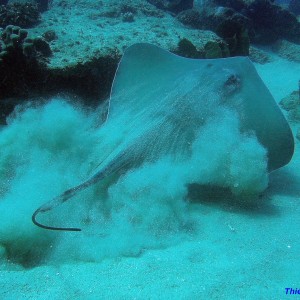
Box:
[223,73,241,95]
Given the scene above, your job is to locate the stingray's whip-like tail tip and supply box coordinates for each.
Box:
[32,209,81,232]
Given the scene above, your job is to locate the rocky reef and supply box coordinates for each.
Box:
[0,25,51,97]
[289,0,300,16]
[0,2,40,28]
[280,91,300,122]
[177,0,300,46]
[0,0,221,109]
[0,0,300,123]
[146,0,193,14]
[279,90,300,141]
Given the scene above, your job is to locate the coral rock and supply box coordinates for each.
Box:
[0,2,40,28]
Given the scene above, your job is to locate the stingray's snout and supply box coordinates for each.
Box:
[32,208,81,232]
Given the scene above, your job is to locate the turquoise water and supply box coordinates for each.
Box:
[0,1,300,299]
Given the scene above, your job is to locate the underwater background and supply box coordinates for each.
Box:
[0,0,300,299]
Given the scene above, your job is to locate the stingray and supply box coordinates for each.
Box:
[32,43,294,232]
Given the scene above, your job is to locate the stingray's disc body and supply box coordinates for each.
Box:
[110,43,294,172]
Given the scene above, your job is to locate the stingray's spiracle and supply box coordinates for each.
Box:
[32,209,81,232]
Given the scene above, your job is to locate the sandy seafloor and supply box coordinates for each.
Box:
[0,52,299,300]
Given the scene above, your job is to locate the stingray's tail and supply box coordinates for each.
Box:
[32,210,81,232]
[32,175,101,232]
[32,150,130,232]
